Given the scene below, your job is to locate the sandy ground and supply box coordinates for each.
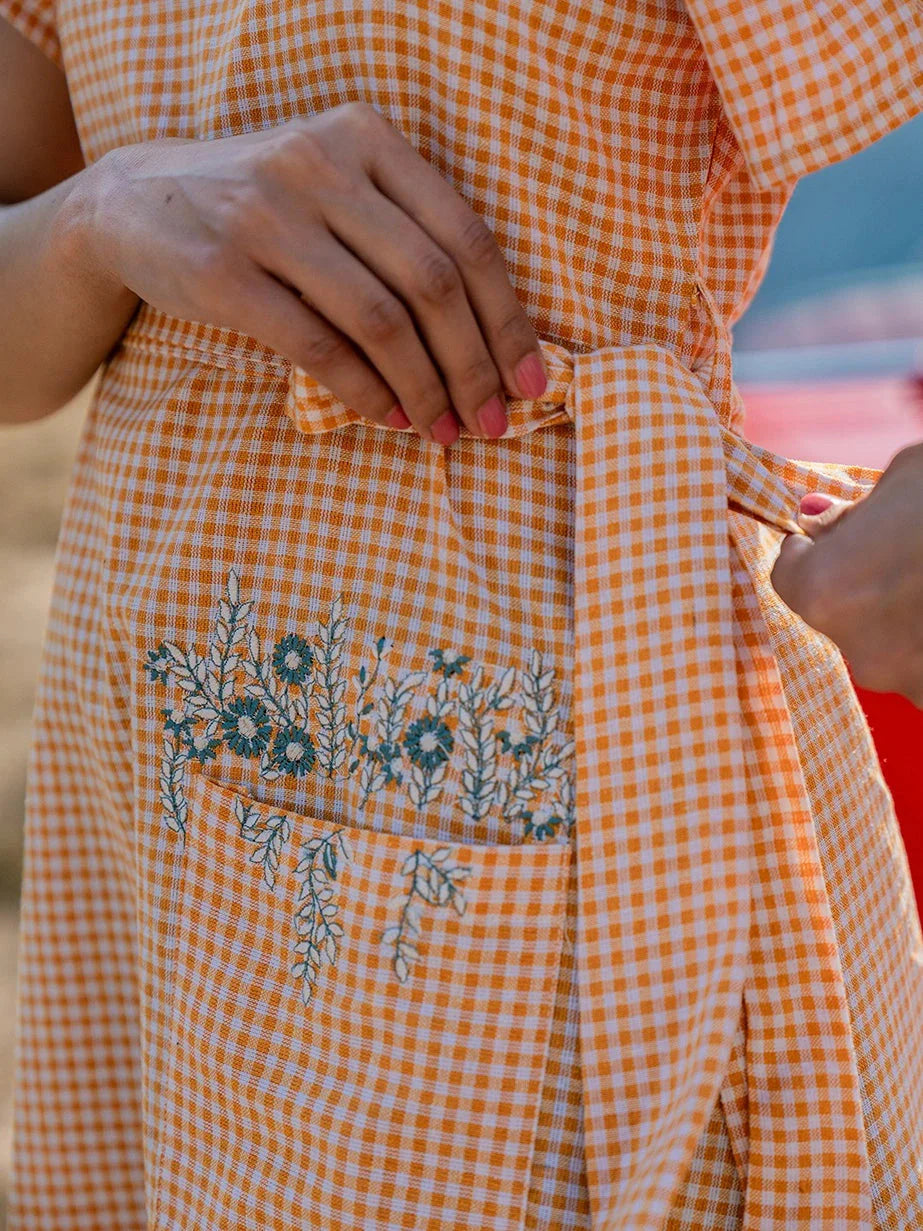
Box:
[0,382,92,1219]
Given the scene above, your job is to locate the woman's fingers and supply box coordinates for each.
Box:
[316,180,511,440]
[255,220,468,442]
[89,103,545,440]
[771,453,923,706]
[356,104,547,403]
[773,493,862,632]
[221,262,403,428]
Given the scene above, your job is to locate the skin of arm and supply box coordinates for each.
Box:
[0,17,143,424]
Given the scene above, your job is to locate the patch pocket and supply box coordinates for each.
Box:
[150,765,572,1231]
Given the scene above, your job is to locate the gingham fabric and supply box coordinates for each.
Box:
[4,0,923,1228]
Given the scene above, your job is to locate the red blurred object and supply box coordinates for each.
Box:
[740,373,923,908]
[741,376,923,468]
[848,678,923,905]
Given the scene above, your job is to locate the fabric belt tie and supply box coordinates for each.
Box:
[285,332,879,1231]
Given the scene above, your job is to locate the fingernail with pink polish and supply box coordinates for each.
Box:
[430,409,460,446]
[386,404,412,429]
[800,494,833,516]
[476,394,508,438]
[515,352,548,399]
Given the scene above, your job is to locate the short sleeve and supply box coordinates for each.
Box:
[0,0,61,68]
[684,0,923,192]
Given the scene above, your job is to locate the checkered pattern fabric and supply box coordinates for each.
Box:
[685,0,923,191]
[4,0,923,1227]
[154,765,572,1229]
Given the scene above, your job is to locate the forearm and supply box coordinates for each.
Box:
[0,153,140,425]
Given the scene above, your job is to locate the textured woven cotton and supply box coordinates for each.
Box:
[4,0,923,1227]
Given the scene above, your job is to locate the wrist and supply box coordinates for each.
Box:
[49,148,140,310]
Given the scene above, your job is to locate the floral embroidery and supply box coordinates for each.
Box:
[221,696,273,757]
[313,598,349,778]
[271,725,316,777]
[456,664,516,824]
[430,647,472,679]
[496,658,575,844]
[403,712,454,771]
[291,829,353,1002]
[381,847,473,984]
[272,633,314,685]
[145,568,575,995]
[144,568,574,841]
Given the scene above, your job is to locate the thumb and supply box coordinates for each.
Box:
[770,530,818,618]
[796,492,855,539]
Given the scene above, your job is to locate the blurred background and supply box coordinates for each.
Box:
[0,113,921,1219]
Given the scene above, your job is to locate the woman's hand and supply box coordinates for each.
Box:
[771,441,923,707]
[79,102,548,443]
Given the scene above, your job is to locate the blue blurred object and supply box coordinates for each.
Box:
[734,112,923,357]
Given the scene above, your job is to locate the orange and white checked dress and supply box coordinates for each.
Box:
[3,0,923,1226]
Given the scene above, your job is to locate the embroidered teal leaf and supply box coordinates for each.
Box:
[144,642,173,685]
[429,648,471,679]
[322,838,337,879]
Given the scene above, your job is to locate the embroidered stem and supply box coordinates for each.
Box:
[347,636,388,760]
[291,829,353,1002]
[205,569,253,716]
[158,732,189,838]
[498,650,574,836]
[356,667,427,807]
[381,846,472,983]
[314,596,349,777]
[457,663,516,823]
[234,795,293,891]
[241,624,296,728]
